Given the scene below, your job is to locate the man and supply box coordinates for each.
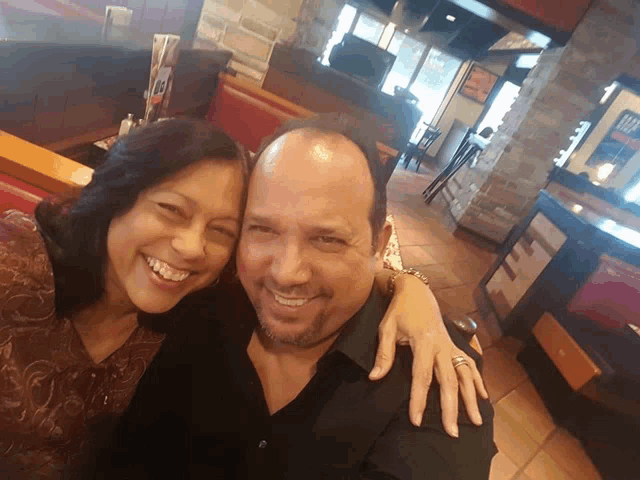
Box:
[100,115,495,479]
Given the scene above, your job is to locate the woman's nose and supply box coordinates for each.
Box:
[171,225,206,259]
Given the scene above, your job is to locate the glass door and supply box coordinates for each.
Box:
[351,12,385,45]
[381,31,427,96]
[409,47,462,124]
[476,81,521,134]
[320,4,357,66]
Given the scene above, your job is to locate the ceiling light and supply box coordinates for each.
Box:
[446,15,456,22]
[597,163,615,181]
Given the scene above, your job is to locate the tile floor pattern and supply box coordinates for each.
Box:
[387,164,602,480]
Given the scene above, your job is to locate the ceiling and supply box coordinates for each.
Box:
[366,0,595,58]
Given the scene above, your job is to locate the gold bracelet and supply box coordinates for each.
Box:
[387,268,430,295]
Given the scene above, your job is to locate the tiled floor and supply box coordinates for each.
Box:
[387,164,602,480]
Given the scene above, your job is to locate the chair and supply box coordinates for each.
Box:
[403,123,441,172]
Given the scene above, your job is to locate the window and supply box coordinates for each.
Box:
[409,48,462,124]
[476,81,521,134]
[320,4,357,66]
[381,31,426,96]
[352,13,385,45]
[321,5,463,131]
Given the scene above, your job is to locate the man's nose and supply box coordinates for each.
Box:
[270,239,311,286]
[171,224,206,260]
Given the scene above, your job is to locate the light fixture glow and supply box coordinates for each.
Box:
[596,163,615,181]
[624,179,640,203]
[571,204,583,214]
[600,82,618,105]
[446,15,456,22]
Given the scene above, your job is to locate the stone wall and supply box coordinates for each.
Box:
[441,0,640,243]
[287,0,344,56]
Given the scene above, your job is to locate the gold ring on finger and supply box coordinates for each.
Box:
[451,355,469,369]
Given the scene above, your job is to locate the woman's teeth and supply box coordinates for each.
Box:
[146,256,191,282]
[273,293,310,307]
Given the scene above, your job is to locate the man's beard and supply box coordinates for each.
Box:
[254,306,331,348]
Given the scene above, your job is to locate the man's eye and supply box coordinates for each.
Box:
[316,236,345,245]
[248,225,274,234]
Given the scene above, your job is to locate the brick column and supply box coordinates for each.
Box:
[440,0,640,243]
[287,0,344,56]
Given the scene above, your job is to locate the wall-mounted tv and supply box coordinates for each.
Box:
[328,33,396,90]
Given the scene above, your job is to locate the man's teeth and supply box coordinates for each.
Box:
[273,293,310,307]
[146,256,190,282]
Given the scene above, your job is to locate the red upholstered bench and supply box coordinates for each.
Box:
[0,173,48,213]
[207,73,312,153]
[206,73,398,169]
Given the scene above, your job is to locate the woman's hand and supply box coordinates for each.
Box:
[371,271,488,437]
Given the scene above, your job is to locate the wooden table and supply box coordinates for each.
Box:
[1,130,93,193]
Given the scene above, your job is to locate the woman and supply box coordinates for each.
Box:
[0,118,484,478]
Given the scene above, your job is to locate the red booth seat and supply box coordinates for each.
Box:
[0,173,47,213]
[206,73,398,164]
[567,255,640,329]
[207,73,312,153]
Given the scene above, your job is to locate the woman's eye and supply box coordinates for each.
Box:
[209,225,237,239]
[158,203,184,217]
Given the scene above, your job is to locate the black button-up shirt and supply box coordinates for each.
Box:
[100,284,496,479]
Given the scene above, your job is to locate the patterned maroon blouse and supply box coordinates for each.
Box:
[0,210,166,478]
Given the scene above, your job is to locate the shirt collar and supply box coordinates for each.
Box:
[326,286,389,373]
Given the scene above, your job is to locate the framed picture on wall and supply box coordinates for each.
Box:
[459,64,499,104]
[586,109,640,169]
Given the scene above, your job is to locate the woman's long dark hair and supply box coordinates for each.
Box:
[35,117,249,320]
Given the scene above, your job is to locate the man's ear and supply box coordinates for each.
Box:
[374,221,393,266]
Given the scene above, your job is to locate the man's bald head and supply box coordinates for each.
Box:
[238,117,393,348]
[251,115,388,243]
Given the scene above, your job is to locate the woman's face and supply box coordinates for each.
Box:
[106,158,245,314]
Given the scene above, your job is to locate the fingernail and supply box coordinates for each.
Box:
[451,426,459,438]
[473,413,483,425]
[413,412,423,427]
[370,367,381,379]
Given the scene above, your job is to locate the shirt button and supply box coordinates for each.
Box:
[258,440,267,449]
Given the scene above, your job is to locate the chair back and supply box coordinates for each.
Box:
[567,255,640,329]
[417,125,441,151]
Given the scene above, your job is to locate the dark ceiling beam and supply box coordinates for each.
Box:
[446,0,571,46]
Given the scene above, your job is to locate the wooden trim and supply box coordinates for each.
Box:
[532,312,601,391]
[43,126,120,153]
[0,130,93,194]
